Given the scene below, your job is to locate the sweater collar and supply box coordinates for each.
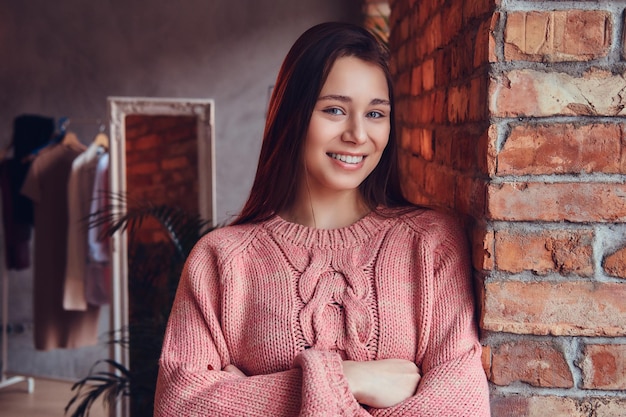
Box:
[262,209,391,250]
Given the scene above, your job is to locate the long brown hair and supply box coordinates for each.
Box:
[231,22,409,226]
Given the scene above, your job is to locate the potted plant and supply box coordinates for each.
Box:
[65,195,215,417]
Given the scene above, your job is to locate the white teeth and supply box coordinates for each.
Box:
[329,153,364,164]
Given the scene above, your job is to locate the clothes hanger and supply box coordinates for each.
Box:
[92,132,109,150]
[62,130,82,148]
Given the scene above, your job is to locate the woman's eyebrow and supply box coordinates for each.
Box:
[318,94,351,102]
[371,98,391,106]
[318,95,391,106]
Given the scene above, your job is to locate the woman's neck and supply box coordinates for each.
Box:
[281,190,370,230]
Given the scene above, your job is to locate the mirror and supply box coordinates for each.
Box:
[107,97,215,416]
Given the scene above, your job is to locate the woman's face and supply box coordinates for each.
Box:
[301,56,390,199]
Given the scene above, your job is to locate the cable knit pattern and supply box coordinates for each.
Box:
[154,208,490,416]
[296,247,376,361]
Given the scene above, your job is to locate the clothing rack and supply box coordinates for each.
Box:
[0,129,34,392]
[63,117,108,133]
[0,243,34,392]
[0,115,108,393]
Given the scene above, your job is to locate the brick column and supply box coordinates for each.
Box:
[387,0,626,414]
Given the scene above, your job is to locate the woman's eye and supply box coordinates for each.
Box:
[367,111,384,118]
[323,107,345,116]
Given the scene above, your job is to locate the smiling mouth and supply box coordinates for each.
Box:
[328,153,365,164]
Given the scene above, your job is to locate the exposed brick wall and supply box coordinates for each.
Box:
[124,115,201,415]
[125,114,199,243]
[386,0,626,414]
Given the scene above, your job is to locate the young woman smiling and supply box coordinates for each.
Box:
[154,22,490,416]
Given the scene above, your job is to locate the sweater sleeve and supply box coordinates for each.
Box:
[367,215,490,417]
[154,238,365,417]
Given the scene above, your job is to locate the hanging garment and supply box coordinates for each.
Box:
[64,140,110,311]
[0,115,55,270]
[21,141,101,351]
[0,159,32,269]
[85,151,110,306]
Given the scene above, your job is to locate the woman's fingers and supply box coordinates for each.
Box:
[223,364,247,377]
[343,359,421,408]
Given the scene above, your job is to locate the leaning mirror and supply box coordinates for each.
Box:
[107,97,215,417]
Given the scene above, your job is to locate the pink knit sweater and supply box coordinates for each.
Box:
[154,208,490,416]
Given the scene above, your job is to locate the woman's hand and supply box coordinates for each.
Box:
[223,364,247,377]
[342,359,421,408]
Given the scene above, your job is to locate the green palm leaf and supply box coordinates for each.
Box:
[67,193,217,416]
[86,192,215,259]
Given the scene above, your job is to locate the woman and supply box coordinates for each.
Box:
[154,22,490,416]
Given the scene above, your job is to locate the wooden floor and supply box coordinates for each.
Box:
[0,376,108,417]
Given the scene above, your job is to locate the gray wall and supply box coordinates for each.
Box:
[0,0,361,379]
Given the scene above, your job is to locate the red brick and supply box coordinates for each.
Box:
[423,165,455,207]
[422,58,435,91]
[129,161,160,175]
[424,13,442,54]
[489,13,499,63]
[481,344,492,379]
[161,156,189,171]
[482,281,626,336]
[469,76,488,121]
[433,90,447,124]
[487,182,626,222]
[594,398,626,417]
[561,10,611,56]
[456,175,486,218]
[405,186,430,207]
[150,115,192,131]
[489,68,626,118]
[396,44,408,71]
[412,94,433,124]
[621,125,626,172]
[447,84,470,123]
[420,129,434,160]
[410,65,422,95]
[580,344,626,390]
[494,229,594,275]
[498,124,623,175]
[490,395,626,417]
[442,0,462,45]
[463,0,494,23]
[132,133,162,151]
[449,130,477,170]
[396,98,411,124]
[401,157,428,206]
[398,150,411,182]
[603,247,626,279]
[483,125,497,176]
[433,130,452,166]
[490,340,574,388]
[504,11,611,62]
[400,126,412,152]
[396,71,411,97]
[472,225,494,271]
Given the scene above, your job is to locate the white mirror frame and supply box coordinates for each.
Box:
[107,97,216,417]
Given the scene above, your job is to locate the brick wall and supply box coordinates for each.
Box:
[124,114,201,415]
[125,114,199,243]
[386,0,626,415]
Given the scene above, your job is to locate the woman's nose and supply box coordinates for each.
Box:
[342,116,367,144]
